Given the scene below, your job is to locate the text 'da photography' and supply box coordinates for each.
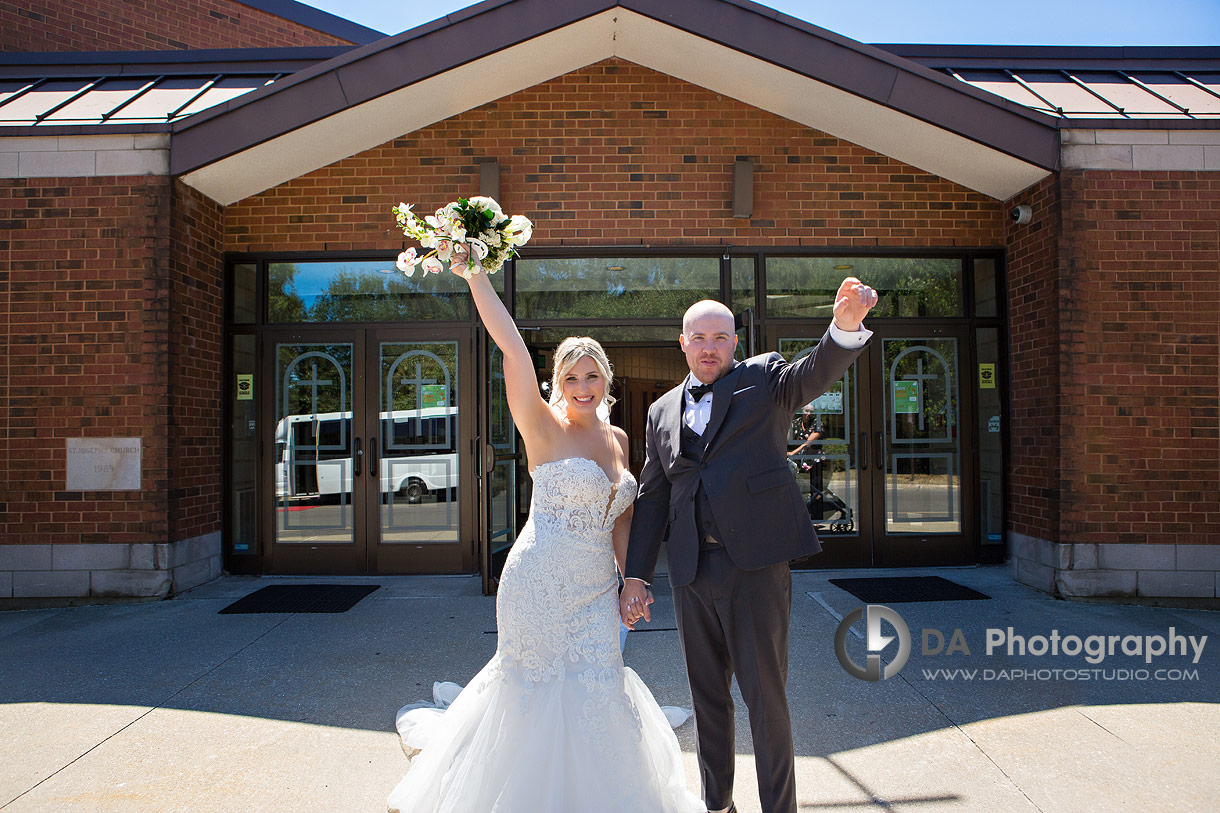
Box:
[833,604,1208,684]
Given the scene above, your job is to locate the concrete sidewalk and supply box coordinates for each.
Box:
[1,565,1217,812]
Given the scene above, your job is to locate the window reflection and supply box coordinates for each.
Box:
[766,257,961,318]
[267,261,481,322]
[515,257,718,319]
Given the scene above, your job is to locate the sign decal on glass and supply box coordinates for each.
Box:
[978,363,996,389]
[893,380,920,414]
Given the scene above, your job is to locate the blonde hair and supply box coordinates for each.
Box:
[548,337,616,410]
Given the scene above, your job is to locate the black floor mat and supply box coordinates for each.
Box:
[828,576,990,603]
[219,584,380,614]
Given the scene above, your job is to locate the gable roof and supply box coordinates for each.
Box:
[172,0,1065,203]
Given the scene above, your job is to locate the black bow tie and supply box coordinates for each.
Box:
[689,382,713,401]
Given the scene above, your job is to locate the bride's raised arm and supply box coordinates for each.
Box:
[461,272,557,447]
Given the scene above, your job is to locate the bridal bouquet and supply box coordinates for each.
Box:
[392,197,532,278]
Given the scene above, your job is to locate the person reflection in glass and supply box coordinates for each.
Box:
[788,404,824,519]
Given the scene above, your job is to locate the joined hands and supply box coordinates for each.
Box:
[619,580,654,629]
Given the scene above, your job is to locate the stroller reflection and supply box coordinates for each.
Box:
[789,455,854,533]
[788,407,853,533]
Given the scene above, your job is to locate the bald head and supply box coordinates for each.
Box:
[682,299,734,336]
[680,299,737,384]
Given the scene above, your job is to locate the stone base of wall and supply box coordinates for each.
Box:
[0,532,221,601]
[1010,532,1220,600]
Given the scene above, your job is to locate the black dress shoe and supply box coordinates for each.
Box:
[707,805,736,813]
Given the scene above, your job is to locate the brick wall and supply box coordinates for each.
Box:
[1057,170,1220,547]
[0,176,172,548]
[168,180,225,543]
[226,60,1006,252]
[1004,174,1062,543]
[2,0,352,52]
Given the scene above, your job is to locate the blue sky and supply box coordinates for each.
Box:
[302,0,1220,45]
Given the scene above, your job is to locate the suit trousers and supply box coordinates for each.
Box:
[673,547,796,813]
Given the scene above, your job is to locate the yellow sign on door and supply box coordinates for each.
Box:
[236,374,254,400]
[978,364,996,389]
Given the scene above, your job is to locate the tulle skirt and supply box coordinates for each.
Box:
[388,652,704,813]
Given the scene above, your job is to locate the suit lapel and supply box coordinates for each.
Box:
[700,362,744,448]
[660,384,686,467]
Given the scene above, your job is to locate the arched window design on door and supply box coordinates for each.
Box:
[276,345,354,540]
[379,342,459,544]
[884,339,960,533]
[384,349,453,449]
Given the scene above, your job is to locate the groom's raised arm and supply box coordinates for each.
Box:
[768,328,866,413]
[625,407,670,586]
[770,278,875,411]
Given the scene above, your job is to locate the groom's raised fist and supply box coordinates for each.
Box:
[832,276,878,333]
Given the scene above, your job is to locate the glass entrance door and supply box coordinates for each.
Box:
[261,327,474,574]
[869,326,973,566]
[771,324,975,567]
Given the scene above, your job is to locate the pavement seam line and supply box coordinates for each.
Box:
[0,611,297,810]
[804,591,1047,813]
[1072,706,1130,745]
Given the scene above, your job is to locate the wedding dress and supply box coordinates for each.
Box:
[388,456,704,813]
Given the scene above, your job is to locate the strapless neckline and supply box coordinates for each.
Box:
[531,456,630,487]
[530,457,634,526]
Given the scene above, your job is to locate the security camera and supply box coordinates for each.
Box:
[1011,205,1032,225]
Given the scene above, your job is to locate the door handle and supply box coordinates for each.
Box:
[354,436,362,478]
[369,437,378,478]
[876,431,884,471]
[859,432,868,471]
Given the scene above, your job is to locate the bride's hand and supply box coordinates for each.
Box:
[620,581,654,629]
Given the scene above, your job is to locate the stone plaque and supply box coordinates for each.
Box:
[67,438,141,491]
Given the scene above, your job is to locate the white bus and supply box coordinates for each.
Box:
[274,407,458,503]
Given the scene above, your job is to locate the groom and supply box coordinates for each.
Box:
[621,278,877,813]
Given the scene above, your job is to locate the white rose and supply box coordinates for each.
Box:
[505,214,533,246]
[468,196,504,221]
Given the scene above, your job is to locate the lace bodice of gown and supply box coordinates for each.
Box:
[494,456,637,685]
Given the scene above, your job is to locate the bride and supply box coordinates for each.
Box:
[387,267,704,812]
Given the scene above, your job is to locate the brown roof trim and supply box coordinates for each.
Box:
[1056,118,1220,130]
[170,0,1060,176]
[876,43,1220,71]
[0,123,171,137]
[0,47,352,78]
[234,0,386,44]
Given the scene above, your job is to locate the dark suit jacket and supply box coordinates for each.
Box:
[626,328,866,587]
